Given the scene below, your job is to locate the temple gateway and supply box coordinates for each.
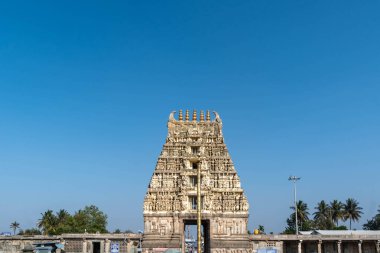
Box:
[142,110,251,253]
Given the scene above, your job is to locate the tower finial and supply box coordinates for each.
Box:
[206,110,211,121]
[185,109,189,121]
[179,110,183,121]
[200,110,204,122]
[192,110,197,121]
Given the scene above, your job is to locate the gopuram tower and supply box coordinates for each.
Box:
[143,110,251,253]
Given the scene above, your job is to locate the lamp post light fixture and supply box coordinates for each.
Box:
[288,176,301,235]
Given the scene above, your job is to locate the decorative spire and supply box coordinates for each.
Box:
[206,110,211,121]
[179,110,183,121]
[185,109,189,121]
[200,110,204,122]
[192,110,197,121]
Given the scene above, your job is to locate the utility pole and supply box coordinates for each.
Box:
[288,176,301,235]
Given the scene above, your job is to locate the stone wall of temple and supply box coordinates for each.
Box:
[1,234,379,253]
[250,234,380,253]
[0,234,141,253]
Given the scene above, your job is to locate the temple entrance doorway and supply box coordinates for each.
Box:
[183,219,210,253]
[92,242,101,253]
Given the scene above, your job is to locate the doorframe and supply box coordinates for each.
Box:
[182,219,211,253]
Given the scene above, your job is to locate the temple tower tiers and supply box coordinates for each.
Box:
[143,110,251,253]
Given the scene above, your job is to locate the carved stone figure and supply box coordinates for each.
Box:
[202,173,211,189]
[184,160,191,170]
[203,196,211,210]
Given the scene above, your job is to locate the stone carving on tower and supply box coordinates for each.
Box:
[143,110,251,253]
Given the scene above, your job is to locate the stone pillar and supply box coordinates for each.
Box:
[100,241,105,253]
[318,240,322,253]
[20,241,25,252]
[174,215,179,234]
[298,240,303,253]
[337,241,342,253]
[83,239,88,253]
[105,239,110,253]
[376,241,380,253]
[358,240,362,253]
[126,239,131,253]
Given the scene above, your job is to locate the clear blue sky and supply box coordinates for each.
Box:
[0,1,379,234]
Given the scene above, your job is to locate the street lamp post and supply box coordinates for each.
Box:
[288,176,301,235]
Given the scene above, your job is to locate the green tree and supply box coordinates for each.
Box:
[55,209,73,234]
[314,201,330,220]
[343,198,363,230]
[258,225,265,234]
[37,205,108,235]
[363,206,380,230]
[57,209,70,223]
[334,225,348,230]
[292,200,310,229]
[284,200,311,233]
[313,201,334,230]
[330,200,344,226]
[10,221,20,235]
[70,205,108,233]
[38,210,58,235]
[84,205,107,233]
[18,228,42,235]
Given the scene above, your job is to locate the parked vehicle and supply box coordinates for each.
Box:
[34,242,64,253]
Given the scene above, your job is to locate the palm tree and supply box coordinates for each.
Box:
[290,200,310,230]
[56,209,70,224]
[314,201,334,229]
[10,221,20,235]
[314,200,330,220]
[343,198,363,230]
[55,209,72,234]
[330,200,344,226]
[37,210,57,235]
